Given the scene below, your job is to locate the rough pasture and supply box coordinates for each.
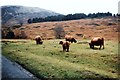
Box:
[13,18,118,41]
[2,39,119,79]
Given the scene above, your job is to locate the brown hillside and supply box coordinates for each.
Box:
[13,17,118,41]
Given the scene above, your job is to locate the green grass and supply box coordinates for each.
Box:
[2,39,119,79]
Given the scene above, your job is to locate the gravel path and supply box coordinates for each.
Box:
[2,55,39,80]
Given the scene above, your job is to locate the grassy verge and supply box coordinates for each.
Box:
[2,39,119,79]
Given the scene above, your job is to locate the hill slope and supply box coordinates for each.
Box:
[1,5,61,26]
[13,17,118,41]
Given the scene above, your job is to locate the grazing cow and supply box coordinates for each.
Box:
[59,41,70,52]
[65,35,77,43]
[89,37,104,49]
[35,36,43,44]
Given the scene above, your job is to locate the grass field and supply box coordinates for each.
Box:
[2,39,119,79]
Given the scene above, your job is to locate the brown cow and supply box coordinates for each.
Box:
[59,41,70,52]
[65,35,77,43]
[89,37,104,49]
[35,36,43,44]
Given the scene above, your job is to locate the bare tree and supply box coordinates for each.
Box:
[19,30,27,39]
[54,24,65,39]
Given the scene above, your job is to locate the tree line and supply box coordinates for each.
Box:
[28,12,113,23]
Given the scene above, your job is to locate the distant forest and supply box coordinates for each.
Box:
[27,12,116,24]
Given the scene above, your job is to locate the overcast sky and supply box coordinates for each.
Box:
[0,0,119,15]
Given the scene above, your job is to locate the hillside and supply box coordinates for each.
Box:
[1,5,61,26]
[13,17,118,41]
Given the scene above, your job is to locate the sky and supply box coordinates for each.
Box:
[0,0,119,15]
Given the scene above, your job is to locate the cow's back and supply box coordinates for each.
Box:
[65,35,72,39]
[91,37,104,45]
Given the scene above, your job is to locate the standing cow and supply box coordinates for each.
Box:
[35,36,43,44]
[65,35,77,43]
[59,41,70,52]
[89,37,104,49]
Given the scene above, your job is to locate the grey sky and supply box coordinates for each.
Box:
[0,0,119,15]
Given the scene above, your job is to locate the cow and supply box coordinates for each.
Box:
[89,37,104,49]
[65,35,77,43]
[59,41,70,52]
[35,36,43,44]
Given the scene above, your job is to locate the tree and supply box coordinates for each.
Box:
[113,14,115,17]
[28,19,32,24]
[6,29,15,39]
[54,24,65,39]
[27,12,113,24]
[19,31,27,39]
[1,29,6,39]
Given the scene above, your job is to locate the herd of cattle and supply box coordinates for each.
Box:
[35,35,104,52]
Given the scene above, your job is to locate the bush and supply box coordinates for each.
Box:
[6,30,15,39]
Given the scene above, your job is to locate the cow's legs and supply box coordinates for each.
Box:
[38,41,40,44]
[67,47,69,52]
[63,46,66,52]
[36,41,39,44]
[99,45,102,49]
[102,39,104,49]
[103,44,104,49]
[92,45,94,49]
[89,43,93,49]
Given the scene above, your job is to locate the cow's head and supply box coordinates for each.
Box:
[71,38,77,43]
[39,41,43,44]
[89,43,93,49]
[59,41,63,44]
